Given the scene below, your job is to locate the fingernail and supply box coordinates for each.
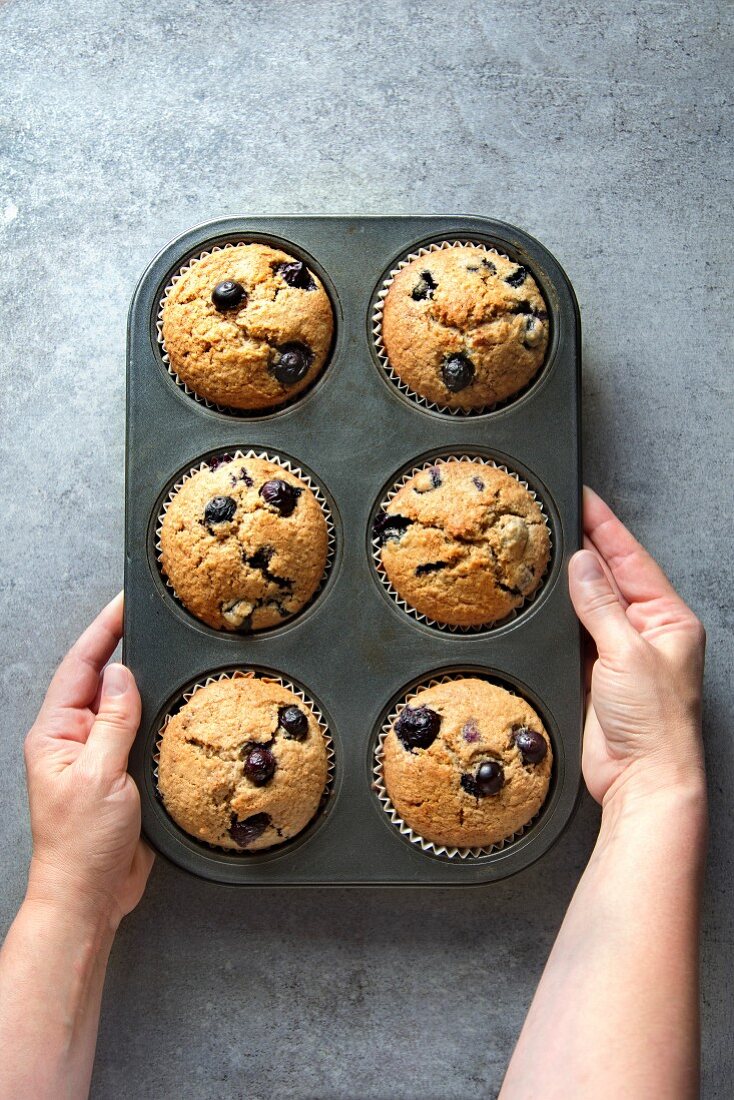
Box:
[102,663,129,697]
[574,551,604,583]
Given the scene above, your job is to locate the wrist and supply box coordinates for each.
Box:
[15,896,117,976]
[25,858,122,940]
[599,770,707,844]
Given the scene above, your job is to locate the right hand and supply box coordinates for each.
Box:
[568,488,706,809]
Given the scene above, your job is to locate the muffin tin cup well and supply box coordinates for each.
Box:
[125,214,582,886]
[156,239,337,417]
[154,448,338,636]
[153,667,336,858]
[370,452,554,635]
[372,671,551,860]
[372,239,550,417]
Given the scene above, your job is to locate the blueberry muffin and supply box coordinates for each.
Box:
[374,461,550,627]
[160,454,329,632]
[382,678,551,848]
[381,245,548,409]
[158,676,329,851]
[161,243,333,409]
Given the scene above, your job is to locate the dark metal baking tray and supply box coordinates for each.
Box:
[124,215,583,886]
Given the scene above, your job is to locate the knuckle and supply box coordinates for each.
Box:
[74,752,109,789]
[585,589,621,617]
[604,628,647,671]
[95,707,134,734]
[619,631,647,663]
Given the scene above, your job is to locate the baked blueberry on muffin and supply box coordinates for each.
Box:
[380,245,548,409]
[157,676,329,851]
[160,454,329,632]
[382,678,551,848]
[374,460,550,627]
[161,243,333,409]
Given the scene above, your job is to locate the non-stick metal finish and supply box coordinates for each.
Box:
[124,215,583,886]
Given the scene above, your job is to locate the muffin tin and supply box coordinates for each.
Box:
[124,215,582,886]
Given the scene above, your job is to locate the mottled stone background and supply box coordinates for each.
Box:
[0,2,731,1097]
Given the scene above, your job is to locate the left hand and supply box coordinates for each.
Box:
[23,593,154,929]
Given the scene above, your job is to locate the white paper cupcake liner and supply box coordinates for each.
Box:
[154,668,336,854]
[373,673,542,860]
[372,239,547,416]
[371,454,553,634]
[156,449,337,631]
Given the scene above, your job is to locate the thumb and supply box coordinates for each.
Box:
[569,550,639,659]
[85,663,142,773]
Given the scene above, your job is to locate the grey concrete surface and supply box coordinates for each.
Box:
[0,1,731,1097]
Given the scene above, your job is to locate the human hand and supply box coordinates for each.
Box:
[23,593,153,930]
[568,488,706,809]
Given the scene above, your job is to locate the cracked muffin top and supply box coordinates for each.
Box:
[382,677,552,849]
[374,460,550,627]
[157,675,329,851]
[160,455,329,632]
[380,245,548,409]
[161,243,333,409]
